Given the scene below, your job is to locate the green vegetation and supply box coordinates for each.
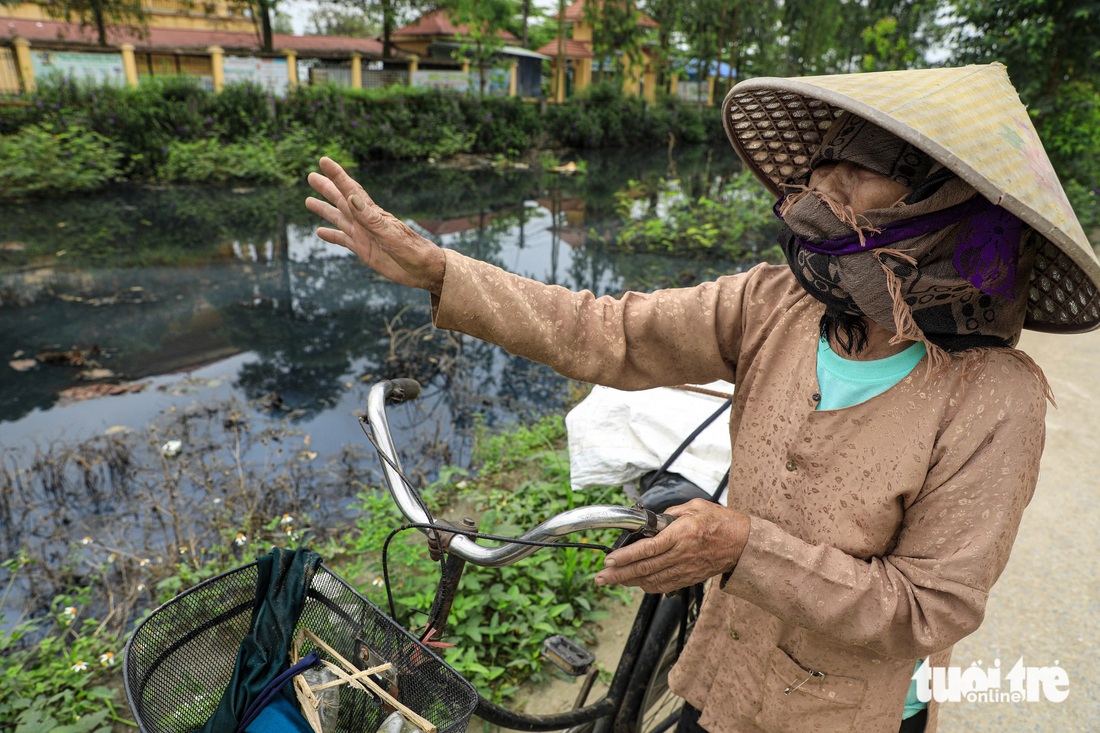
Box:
[614,169,781,262]
[0,408,630,729]
[332,416,629,701]
[0,77,723,200]
[0,124,122,198]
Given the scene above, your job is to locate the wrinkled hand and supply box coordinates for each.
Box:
[306,157,446,293]
[595,500,751,594]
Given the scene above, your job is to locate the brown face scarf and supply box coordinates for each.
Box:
[776,113,1040,376]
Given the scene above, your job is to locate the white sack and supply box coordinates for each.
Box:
[566,382,733,498]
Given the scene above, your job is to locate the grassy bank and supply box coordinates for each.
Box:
[0,404,629,731]
[0,78,724,199]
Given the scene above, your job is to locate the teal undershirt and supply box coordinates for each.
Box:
[814,337,928,720]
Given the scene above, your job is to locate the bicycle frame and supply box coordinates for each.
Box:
[364,379,689,733]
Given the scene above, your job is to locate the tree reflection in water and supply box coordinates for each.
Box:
[0,145,773,460]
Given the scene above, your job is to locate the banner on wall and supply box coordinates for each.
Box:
[468,67,510,96]
[674,80,710,104]
[412,70,469,92]
[31,51,126,86]
[224,56,289,97]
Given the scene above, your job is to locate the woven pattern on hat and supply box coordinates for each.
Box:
[721,65,1100,334]
[725,92,843,189]
[1029,239,1100,331]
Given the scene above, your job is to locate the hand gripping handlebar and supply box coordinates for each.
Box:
[363,379,674,567]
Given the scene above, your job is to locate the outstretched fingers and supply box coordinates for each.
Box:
[318,157,376,209]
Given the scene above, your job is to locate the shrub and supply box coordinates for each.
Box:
[0,123,122,198]
[161,127,352,185]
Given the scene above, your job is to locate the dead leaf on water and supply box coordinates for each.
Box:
[9,359,37,372]
[60,382,148,403]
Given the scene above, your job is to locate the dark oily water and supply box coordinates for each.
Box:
[0,147,779,615]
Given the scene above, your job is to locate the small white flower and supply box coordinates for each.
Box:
[136,583,145,591]
[179,546,189,555]
[63,606,78,620]
[99,652,115,666]
[71,660,88,672]
[139,558,150,567]
[81,536,92,545]
[161,440,182,458]
[280,514,294,526]
[371,576,384,587]
[213,498,222,505]
[234,533,247,547]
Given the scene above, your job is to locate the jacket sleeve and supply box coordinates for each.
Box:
[431,249,754,389]
[720,357,1047,659]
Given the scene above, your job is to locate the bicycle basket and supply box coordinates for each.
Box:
[123,561,477,733]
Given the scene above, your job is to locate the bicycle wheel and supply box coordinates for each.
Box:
[631,594,695,733]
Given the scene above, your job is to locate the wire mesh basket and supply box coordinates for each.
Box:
[123,561,478,733]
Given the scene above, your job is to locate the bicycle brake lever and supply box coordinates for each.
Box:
[610,508,675,550]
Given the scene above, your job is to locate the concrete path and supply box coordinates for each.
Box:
[938,328,1100,731]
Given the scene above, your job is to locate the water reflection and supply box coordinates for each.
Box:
[0,147,773,440]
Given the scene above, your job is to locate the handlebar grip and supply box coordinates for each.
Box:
[386,378,422,404]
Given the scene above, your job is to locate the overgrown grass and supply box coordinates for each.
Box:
[0,407,629,728]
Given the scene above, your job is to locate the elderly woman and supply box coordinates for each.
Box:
[305,64,1100,733]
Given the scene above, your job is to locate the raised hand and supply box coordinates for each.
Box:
[306,157,447,294]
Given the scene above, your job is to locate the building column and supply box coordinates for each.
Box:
[643,68,656,103]
[406,54,418,88]
[12,37,34,93]
[508,61,518,97]
[575,58,591,94]
[208,45,225,92]
[283,49,298,88]
[350,52,362,89]
[120,43,139,87]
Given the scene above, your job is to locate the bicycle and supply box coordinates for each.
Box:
[124,378,714,733]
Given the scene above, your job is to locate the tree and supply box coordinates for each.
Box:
[308,5,379,36]
[443,0,516,96]
[951,0,1100,183]
[230,0,279,52]
[582,0,652,82]
[42,0,148,47]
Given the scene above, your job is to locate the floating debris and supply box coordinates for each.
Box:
[60,381,148,403]
[8,359,36,372]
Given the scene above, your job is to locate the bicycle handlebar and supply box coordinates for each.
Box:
[364,379,674,567]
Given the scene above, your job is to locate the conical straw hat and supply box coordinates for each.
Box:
[722,63,1100,334]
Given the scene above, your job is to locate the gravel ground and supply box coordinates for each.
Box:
[937,328,1100,732]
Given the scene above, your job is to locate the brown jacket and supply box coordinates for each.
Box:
[432,251,1047,733]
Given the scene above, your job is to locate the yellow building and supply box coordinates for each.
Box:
[2,0,254,33]
[1,2,400,94]
[536,0,659,103]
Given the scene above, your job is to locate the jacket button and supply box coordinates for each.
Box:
[729,630,740,641]
[785,460,796,472]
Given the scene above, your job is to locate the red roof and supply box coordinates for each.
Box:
[559,0,659,29]
[535,39,594,60]
[0,16,394,57]
[394,9,518,41]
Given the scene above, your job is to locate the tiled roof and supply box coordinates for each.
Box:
[394,9,519,41]
[534,38,594,59]
[0,16,395,57]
